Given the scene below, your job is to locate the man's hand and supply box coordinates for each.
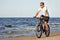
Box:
[33,16,36,18]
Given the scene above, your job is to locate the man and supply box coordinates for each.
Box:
[34,2,49,31]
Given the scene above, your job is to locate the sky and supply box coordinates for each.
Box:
[0,0,60,17]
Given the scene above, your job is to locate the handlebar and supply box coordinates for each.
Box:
[33,17,40,19]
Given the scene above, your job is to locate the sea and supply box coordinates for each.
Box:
[0,17,60,37]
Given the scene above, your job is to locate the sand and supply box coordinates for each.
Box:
[0,31,60,40]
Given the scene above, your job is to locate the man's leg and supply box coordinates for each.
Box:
[44,16,49,31]
[44,21,48,31]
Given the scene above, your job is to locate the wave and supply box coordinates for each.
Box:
[49,22,60,24]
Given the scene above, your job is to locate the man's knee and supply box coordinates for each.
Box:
[44,21,48,25]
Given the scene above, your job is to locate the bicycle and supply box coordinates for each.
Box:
[34,16,50,38]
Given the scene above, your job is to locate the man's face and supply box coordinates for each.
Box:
[40,4,44,8]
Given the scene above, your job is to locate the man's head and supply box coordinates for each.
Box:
[40,2,44,8]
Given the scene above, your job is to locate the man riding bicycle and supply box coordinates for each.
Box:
[34,2,49,31]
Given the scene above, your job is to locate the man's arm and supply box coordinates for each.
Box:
[34,10,39,18]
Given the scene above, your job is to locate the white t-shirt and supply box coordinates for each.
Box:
[38,6,49,16]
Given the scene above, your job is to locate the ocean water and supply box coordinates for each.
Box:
[0,17,60,37]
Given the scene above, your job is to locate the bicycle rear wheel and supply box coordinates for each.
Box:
[45,25,50,37]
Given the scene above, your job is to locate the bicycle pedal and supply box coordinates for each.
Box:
[43,29,45,33]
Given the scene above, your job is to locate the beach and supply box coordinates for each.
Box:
[0,18,60,40]
[0,31,60,40]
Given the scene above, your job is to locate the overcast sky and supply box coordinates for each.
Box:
[0,0,60,17]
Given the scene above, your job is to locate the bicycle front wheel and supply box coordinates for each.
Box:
[36,25,43,38]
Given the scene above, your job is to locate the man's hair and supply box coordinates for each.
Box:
[40,2,44,5]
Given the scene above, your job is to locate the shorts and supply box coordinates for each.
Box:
[40,15,49,23]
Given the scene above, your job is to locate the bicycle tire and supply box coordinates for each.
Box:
[36,25,43,38]
[45,25,50,37]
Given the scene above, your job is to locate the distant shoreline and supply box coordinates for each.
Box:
[0,17,60,18]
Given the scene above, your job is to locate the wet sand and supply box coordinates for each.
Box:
[0,31,60,40]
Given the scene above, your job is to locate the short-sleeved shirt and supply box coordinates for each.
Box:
[38,6,49,16]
